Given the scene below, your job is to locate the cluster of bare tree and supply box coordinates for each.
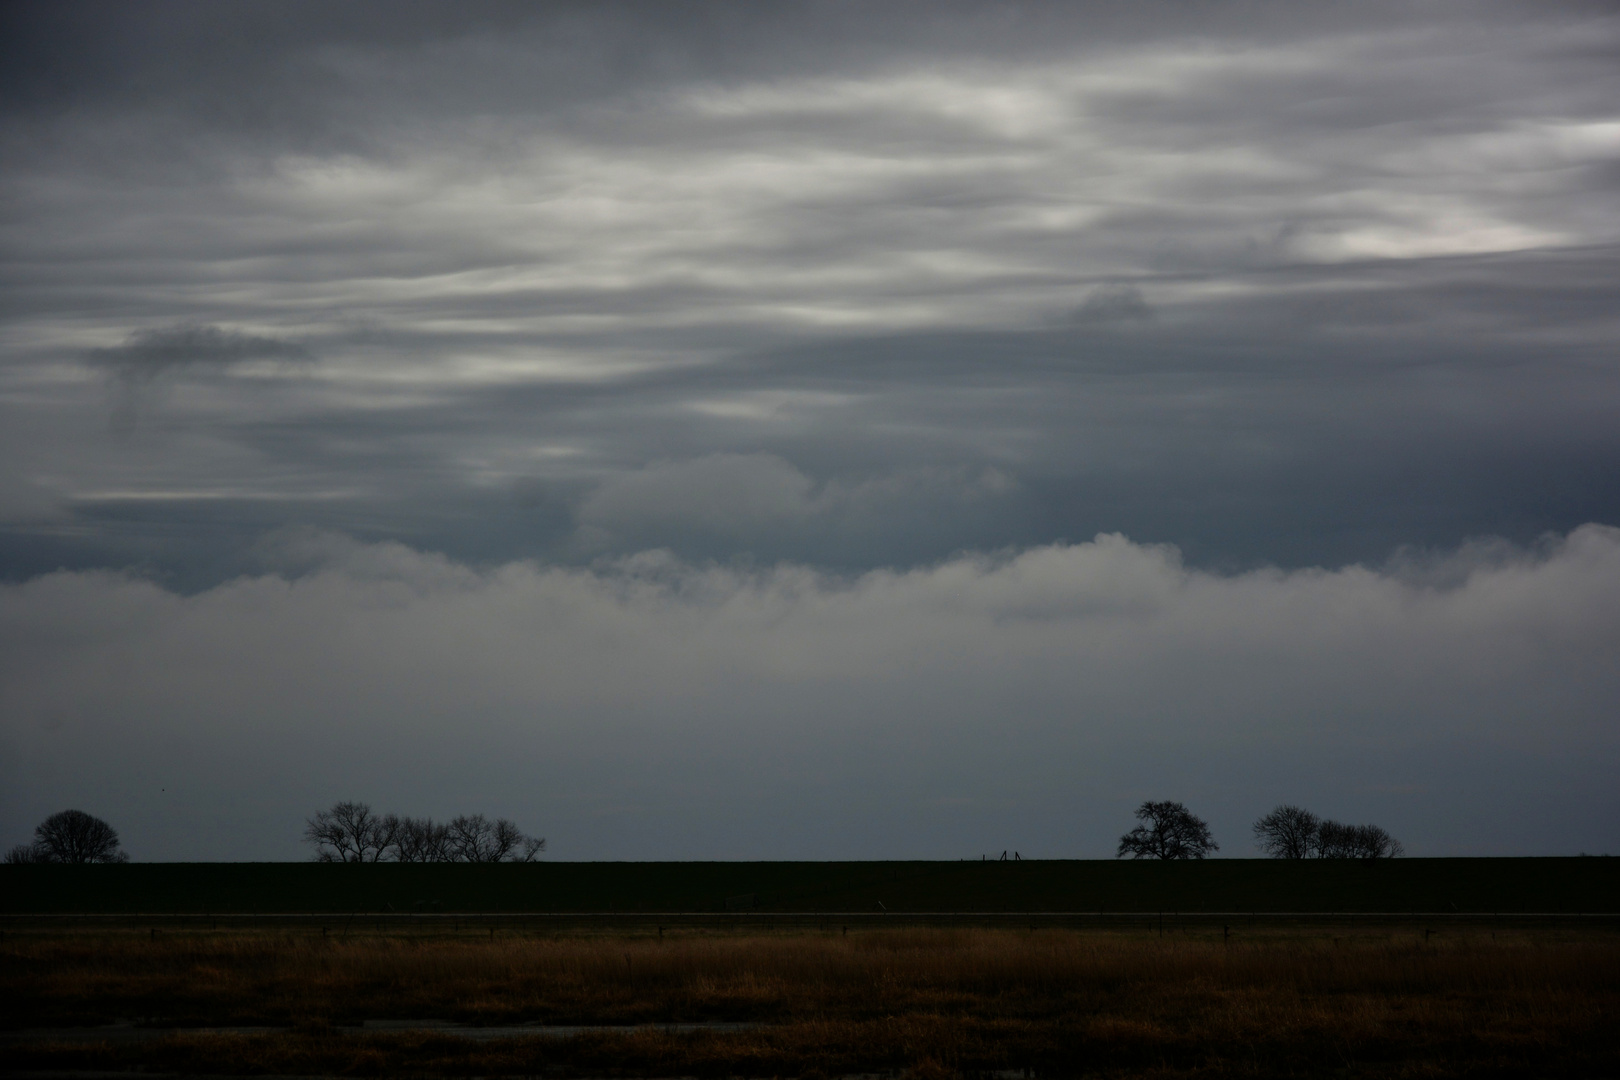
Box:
[1253,805,1403,859]
[4,810,129,864]
[304,801,545,863]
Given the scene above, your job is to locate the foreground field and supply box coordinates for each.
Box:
[4,923,1617,1078]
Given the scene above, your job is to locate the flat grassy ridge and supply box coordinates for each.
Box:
[4,857,1616,914]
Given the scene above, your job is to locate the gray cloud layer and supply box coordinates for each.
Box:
[1,3,1617,855]
[2,527,1616,860]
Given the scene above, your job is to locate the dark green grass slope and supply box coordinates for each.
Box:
[3,858,1616,915]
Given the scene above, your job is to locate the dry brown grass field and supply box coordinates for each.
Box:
[3,923,1616,1078]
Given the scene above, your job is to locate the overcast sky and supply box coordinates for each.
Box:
[2,1,1617,861]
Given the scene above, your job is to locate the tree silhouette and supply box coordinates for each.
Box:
[387,815,450,862]
[303,801,396,863]
[1116,801,1218,860]
[1316,820,1403,859]
[444,814,545,862]
[5,810,129,863]
[1252,805,1321,859]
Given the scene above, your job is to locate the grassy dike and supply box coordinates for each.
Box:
[4,857,1617,914]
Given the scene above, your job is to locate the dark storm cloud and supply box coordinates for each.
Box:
[2,2,1619,856]
[86,325,313,380]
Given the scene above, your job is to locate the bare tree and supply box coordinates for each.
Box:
[1252,805,1321,859]
[1317,820,1403,859]
[444,814,545,862]
[13,810,129,863]
[1116,800,1218,860]
[1360,824,1404,859]
[303,801,397,863]
[445,814,495,862]
[387,815,450,863]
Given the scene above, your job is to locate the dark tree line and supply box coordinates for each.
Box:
[5,810,128,863]
[303,801,545,863]
[1253,805,1403,859]
[1115,801,1404,860]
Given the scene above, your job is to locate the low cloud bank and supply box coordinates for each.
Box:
[2,527,1617,861]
